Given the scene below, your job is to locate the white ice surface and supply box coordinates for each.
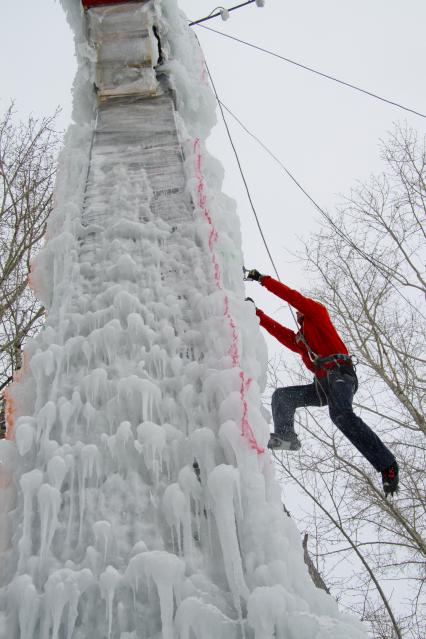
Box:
[0,1,368,638]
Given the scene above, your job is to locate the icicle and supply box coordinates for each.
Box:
[102,319,122,365]
[162,422,185,478]
[124,551,184,639]
[42,569,95,639]
[58,392,82,440]
[78,444,102,542]
[136,421,166,484]
[189,428,216,484]
[203,368,241,409]
[37,483,61,564]
[124,553,144,603]
[48,343,65,402]
[45,573,68,639]
[18,470,43,570]
[80,368,110,409]
[178,384,196,429]
[82,400,97,433]
[47,455,67,490]
[178,464,204,567]
[100,565,121,639]
[113,290,143,326]
[247,584,320,639]
[30,349,55,413]
[118,376,161,424]
[93,520,113,563]
[207,465,249,607]
[88,319,122,366]
[8,575,40,639]
[116,421,133,448]
[175,596,239,639]
[162,483,187,555]
[36,401,57,449]
[178,464,202,507]
[146,343,169,378]
[109,253,137,282]
[20,580,40,639]
[14,419,36,456]
[126,313,155,352]
[218,419,260,471]
[64,453,77,552]
[66,569,95,639]
[64,336,87,375]
[81,444,101,482]
[130,541,148,557]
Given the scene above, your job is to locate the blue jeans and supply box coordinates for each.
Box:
[271,366,395,472]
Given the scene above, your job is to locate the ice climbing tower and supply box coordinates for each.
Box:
[0,1,367,638]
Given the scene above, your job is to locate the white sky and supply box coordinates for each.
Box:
[1,0,425,363]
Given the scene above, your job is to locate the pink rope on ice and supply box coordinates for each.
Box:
[193,138,264,454]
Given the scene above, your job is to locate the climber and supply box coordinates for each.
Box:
[245,269,399,496]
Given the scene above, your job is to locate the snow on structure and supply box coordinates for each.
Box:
[0,1,368,637]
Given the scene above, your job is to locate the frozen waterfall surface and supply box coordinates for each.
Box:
[0,1,367,637]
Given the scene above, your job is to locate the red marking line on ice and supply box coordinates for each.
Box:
[193,138,264,454]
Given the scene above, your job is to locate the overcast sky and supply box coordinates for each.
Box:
[1,0,425,345]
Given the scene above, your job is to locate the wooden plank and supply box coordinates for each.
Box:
[87,1,159,99]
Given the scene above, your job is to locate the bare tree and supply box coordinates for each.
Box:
[0,104,60,433]
[269,125,425,639]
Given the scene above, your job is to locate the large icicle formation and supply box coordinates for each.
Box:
[0,1,367,637]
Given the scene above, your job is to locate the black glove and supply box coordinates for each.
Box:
[246,269,263,282]
[245,297,255,305]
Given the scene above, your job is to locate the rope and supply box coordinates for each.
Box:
[196,24,426,119]
[203,59,281,283]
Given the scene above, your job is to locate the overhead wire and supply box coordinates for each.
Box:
[195,24,426,120]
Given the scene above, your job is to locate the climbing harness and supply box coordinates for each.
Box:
[295,329,355,372]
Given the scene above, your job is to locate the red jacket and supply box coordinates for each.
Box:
[256,276,349,377]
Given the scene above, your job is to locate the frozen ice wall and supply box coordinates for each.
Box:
[0,1,367,637]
